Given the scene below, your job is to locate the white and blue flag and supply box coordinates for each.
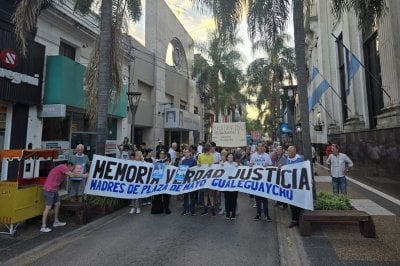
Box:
[308,66,330,112]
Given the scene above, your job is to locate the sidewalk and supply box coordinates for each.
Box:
[2,164,399,265]
[284,163,400,265]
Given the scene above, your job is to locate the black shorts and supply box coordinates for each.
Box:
[43,190,60,206]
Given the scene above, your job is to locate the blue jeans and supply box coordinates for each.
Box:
[332,176,347,194]
[183,192,197,214]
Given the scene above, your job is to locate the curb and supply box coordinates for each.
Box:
[275,206,310,266]
[3,207,128,265]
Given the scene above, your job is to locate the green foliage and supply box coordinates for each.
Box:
[331,0,387,32]
[314,192,352,210]
[245,118,262,132]
[87,195,125,209]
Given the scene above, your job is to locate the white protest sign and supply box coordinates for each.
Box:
[85,155,314,210]
[212,122,247,147]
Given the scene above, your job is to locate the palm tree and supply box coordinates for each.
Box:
[192,31,245,122]
[191,0,387,160]
[246,34,296,140]
[12,0,142,155]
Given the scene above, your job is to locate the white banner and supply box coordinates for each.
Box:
[212,122,247,147]
[84,155,314,210]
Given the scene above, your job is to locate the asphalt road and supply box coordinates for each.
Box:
[16,194,279,266]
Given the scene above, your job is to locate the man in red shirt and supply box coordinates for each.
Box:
[40,162,88,233]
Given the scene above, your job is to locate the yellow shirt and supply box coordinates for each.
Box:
[197,153,214,166]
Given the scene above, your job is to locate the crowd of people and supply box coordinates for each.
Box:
[120,138,308,228]
[39,138,353,233]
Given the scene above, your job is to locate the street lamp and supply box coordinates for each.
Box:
[127,91,142,148]
[281,85,297,146]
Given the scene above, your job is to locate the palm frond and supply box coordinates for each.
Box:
[247,0,290,42]
[12,0,45,57]
[331,0,387,32]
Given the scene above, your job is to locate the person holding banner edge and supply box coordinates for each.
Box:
[286,146,304,228]
[250,142,273,222]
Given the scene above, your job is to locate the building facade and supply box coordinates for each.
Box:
[0,0,202,168]
[305,0,400,195]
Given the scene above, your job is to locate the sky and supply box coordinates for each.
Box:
[127,0,294,120]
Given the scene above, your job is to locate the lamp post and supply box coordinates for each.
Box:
[127,91,142,149]
[281,85,297,147]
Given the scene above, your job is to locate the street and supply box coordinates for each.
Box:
[13,194,280,266]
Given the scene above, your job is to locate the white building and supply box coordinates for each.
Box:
[305,0,400,179]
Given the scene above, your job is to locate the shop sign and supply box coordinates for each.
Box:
[0,48,39,86]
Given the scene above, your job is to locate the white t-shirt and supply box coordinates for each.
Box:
[250,152,272,167]
[197,145,203,154]
[213,151,221,163]
[168,148,176,164]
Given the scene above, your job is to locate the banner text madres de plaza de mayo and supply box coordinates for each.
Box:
[84,155,314,210]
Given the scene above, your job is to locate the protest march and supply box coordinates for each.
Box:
[85,154,314,210]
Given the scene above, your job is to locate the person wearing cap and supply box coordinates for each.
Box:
[68,144,90,202]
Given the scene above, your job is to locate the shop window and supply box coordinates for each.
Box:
[59,41,76,60]
[42,117,70,141]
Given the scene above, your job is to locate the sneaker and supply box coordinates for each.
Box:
[200,209,208,216]
[53,221,66,227]
[211,207,216,216]
[190,212,196,216]
[254,215,261,221]
[218,209,224,215]
[181,211,188,216]
[129,207,135,214]
[40,227,52,233]
[165,209,172,215]
[225,213,230,220]
[252,203,257,208]
[231,215,237,220]
[264,216,272,222]
[136,208,141,214]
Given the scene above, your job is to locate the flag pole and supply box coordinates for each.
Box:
[315,67,352,114]
[331,33,392,102]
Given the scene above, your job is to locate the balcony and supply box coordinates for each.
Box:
[43,56,127,117]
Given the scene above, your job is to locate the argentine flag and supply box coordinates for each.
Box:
[308,67,330,112]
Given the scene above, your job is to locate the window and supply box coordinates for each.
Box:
[194,106,198,114]
[336,34,348,121]
[363,31,383,129]
[180,100,186,110]
[42,117,70,141]
[59,41,76,60]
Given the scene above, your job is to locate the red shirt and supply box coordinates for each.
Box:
[326,144,332,157]
[43,164,69,192]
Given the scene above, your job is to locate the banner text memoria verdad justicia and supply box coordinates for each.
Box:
[84,155,314,210]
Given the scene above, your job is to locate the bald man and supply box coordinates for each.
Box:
[285,146,304,228]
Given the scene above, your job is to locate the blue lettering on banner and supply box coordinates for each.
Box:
[90,179,126,193]
[85,155,312,210]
